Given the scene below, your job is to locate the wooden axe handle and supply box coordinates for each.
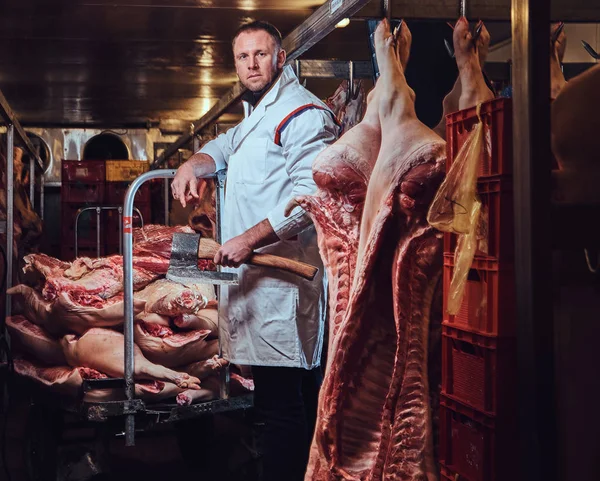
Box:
[246,253,318,281]
[197,238,318,281]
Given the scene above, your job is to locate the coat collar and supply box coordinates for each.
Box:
[233,65,298,149]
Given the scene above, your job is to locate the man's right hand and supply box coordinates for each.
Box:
[171,153,216,208]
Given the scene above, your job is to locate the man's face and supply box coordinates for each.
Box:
[233,30,286,92]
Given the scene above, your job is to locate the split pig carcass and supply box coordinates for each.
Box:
[299,18,495,481]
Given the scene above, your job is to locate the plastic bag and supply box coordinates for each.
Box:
[427,104,485,315]
[447,200,481,314]
[428,104,484,234]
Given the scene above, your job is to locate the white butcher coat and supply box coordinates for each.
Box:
[198,65,339,368]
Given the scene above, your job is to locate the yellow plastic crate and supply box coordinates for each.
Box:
[105,160,149,182]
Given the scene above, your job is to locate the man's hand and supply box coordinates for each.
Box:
[171,153,216,208]
[214,219,279,268]
[214,235,254,268]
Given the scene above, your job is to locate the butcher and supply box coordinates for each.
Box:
[171,20,339,481]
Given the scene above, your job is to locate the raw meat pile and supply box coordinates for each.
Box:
[292,18,494,480]
[7,224,253,405]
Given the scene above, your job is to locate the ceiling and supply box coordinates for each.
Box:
[0,0,511,128]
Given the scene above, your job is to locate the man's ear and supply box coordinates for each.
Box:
[277,48,287,69]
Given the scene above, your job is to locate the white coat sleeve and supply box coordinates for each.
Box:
[197,124,239,171]
[266,109,339,240]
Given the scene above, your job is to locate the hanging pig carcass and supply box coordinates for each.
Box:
[301,18,494,480]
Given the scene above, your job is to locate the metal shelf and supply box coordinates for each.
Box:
[81,395,254,423]
[148,395,254,422]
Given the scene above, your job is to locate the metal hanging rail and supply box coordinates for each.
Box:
[294,60,374,79]
[355,0,599,21]
[151,0,372,169]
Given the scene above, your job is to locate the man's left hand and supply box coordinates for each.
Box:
[214,235,254,268]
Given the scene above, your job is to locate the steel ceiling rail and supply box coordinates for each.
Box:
[356,0,600,21]
[0,89,44,170]
[296,60,373,79]
[151,0,372,169]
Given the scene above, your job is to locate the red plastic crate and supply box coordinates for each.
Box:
[105,182,150,204]
[443,177,514,262]
[441,325,516,415]
[446,97,512,178]
[443,256,515,337]
[439,396,516,481]
[62,160,105,183]
[61,182,105,204]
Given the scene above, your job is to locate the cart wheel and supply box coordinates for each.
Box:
[23,404,62,481]
[175,414,219,475]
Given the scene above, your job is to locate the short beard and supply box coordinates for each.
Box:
[245,67,281,93]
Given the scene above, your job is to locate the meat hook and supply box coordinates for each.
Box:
[346,61,361,104]
[284,198,301,217]
[581,40,600,60]
[444,39,455,58]
[392,19,404,42]
[352,79,362,101]
[551,21,565,46]
[472,20,483,43]
[443,20,482,58]
[347,60,355,106]
[584,248,600,274]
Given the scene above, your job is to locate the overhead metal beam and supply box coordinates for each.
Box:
[0,89,44,171]
[511,1,557,481]
[296,60,374,79]
[151,0,372,169]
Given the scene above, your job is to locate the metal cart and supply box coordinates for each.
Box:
[14,168,255,480]
[116,168,253,447]
[74,205,145,257]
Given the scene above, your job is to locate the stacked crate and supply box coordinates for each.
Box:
[104,160,151,255]
[440,98,517,481]
[60,160,106,260]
